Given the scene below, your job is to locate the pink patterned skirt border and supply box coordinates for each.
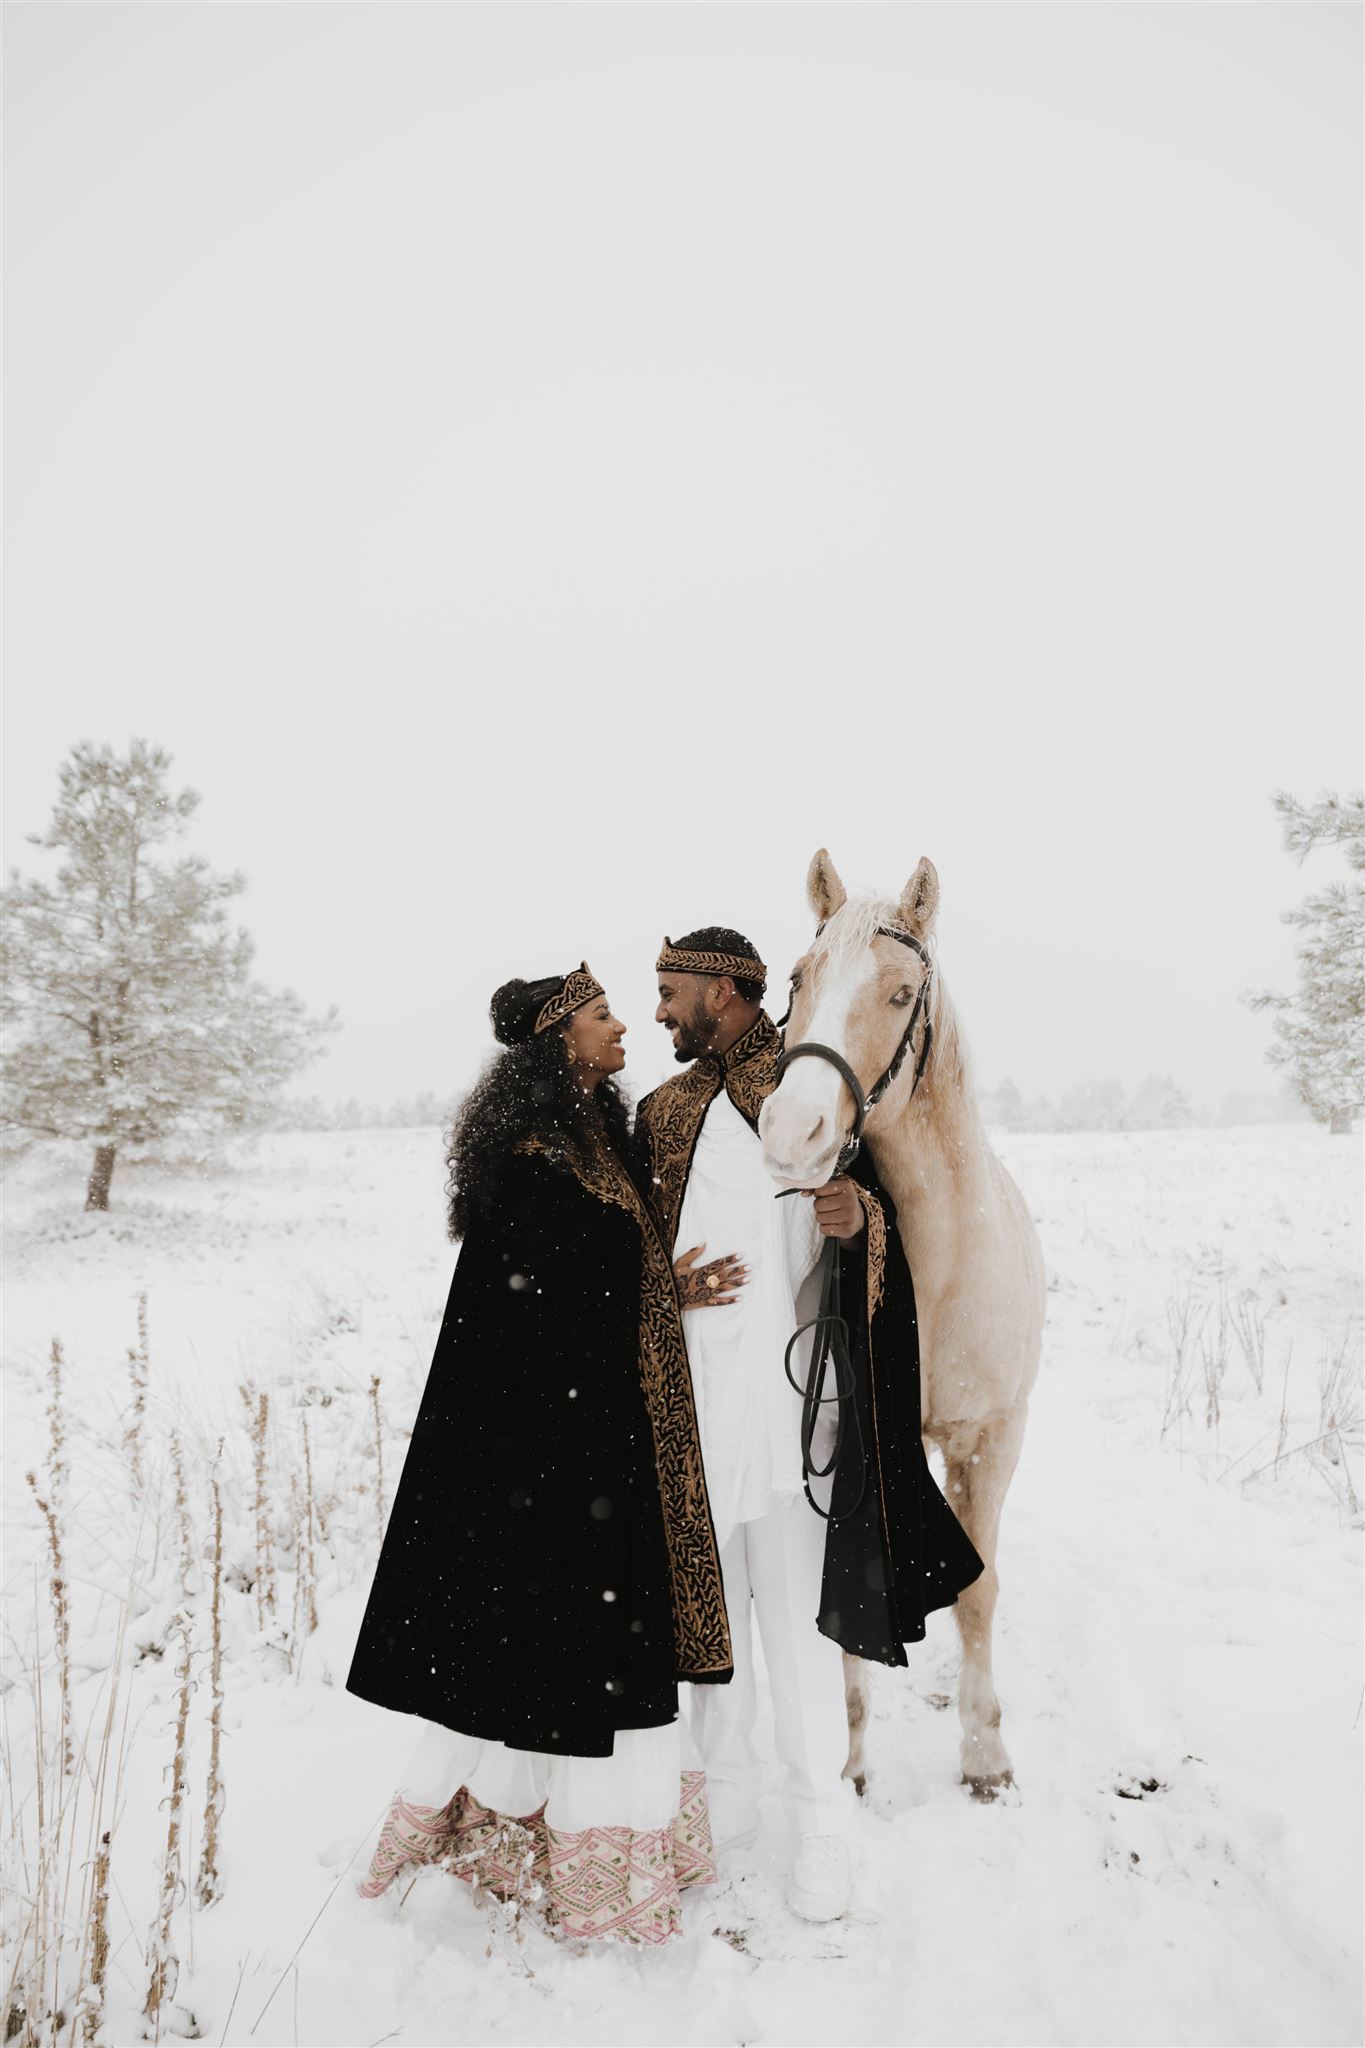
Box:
[358,1768,716,1945]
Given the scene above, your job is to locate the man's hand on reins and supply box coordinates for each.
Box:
[804,1177,864,1244]
[673,1243,749,1309]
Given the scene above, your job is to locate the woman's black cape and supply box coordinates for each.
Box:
[346,1142,731,1758]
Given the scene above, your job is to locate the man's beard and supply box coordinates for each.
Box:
[670,1002,716,1064]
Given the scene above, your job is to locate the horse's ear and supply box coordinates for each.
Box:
[899,857,940,938]
[807,848,847,922]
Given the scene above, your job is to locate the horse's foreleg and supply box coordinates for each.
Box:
[942,1400,1028,1798]
[842,1652,869,1796]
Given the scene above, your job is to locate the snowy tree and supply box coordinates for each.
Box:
[980,1077,1025,1128]
[1244,789,1364,1135]
[1,741,338,1208]
[1128,1073,1193,1129]
[1058,1077,1127,1132]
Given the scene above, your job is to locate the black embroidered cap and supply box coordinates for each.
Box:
[656,929,767,993]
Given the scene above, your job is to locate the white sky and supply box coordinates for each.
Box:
[5,3,1361,1110]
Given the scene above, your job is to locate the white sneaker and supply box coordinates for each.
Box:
[785,1834,851,1921]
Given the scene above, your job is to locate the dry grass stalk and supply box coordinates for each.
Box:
[46,1336,68,1507]
[25,1472,73,1777]
[40,1336,74,1781]
[1317,1329,1363,1512]
[124,1293,150,1497]
[240,1385,275,1626]
[196,1453,226,1909]
[169,1430,195,1599]
[82,1831,111,2045]
[300,1418,319,1639]
[144,1611,193,2035]
[1199,1279,1230,1435]
[369,1375,386,1547]
[1161,1273,1206,1438]
[71,1577,137,2046]
[1274,1344,1294,1474]
[1231,1288,1272,1395]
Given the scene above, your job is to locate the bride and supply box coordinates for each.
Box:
[347,963,744,1944]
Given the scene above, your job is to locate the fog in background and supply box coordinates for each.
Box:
[5,3,1361,1114]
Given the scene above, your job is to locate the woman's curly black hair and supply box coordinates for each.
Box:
[444,975,634,1240]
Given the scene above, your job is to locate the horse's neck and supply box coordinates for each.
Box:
[865,990,994,1273]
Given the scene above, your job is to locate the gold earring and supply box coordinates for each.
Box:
[565,1046,576,1064]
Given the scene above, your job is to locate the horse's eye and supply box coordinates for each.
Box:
[890,985,915,1009]
[790,972,803,992]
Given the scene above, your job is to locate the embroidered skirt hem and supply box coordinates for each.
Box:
[359,1768,716,1945]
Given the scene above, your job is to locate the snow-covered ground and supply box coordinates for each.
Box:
[3,1125,1361,2048]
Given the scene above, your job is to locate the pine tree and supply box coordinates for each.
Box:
[1,740,338,1207]
[1244,789,1364,1135]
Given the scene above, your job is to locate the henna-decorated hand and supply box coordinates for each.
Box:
[804,1176,865,1243]
[673,1243,749,1309]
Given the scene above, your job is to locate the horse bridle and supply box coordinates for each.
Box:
[772,924,934,1525]
[774,925,935,1176]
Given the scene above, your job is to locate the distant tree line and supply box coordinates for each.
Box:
[265,1091,455,1132]
[978,1074,1192,1133]
[272,1073,1304,1136]
[976,1074,1305,1134]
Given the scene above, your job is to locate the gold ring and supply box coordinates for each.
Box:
[705,1273,719,1291]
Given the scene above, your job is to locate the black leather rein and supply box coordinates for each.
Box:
[772,926,934,1525]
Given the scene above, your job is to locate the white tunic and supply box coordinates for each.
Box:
[675,1089,823,1547]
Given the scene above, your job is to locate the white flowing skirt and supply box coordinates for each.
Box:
[398,1714,695,1831]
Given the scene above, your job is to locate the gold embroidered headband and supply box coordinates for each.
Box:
[533,964,605,1034]
[656,939,768,985]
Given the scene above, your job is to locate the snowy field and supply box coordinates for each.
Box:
[3,1124,1362,2048]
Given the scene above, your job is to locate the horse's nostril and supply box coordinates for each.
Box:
[806,1115,826,1145]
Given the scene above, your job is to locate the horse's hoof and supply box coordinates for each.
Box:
[851,1774,866,1800]
[962,1769,1014,1803]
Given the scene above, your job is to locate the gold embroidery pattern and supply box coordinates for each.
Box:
[637,1015,782,1248]
[721,1014,782,1127]
[636,1063,720,1251]
[854,1184,887,1317]
[533,964,605,1034]
[656,939,768,986]
[515,1135,732,1680]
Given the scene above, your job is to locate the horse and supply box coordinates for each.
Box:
[758,848,1046,1798]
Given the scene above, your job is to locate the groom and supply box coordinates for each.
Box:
[637,927,868,1923]
[638,924,984,1924]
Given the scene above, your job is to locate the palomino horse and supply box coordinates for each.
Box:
[759,849,1045,1797]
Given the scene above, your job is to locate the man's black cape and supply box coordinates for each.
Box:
[818,1149,984,1663]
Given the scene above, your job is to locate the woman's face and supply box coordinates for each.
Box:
[562,994,627,1084]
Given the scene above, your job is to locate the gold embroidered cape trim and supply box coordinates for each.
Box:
[636,1013,782,1250]
[853,1184,887,1318]
[637,1012,887,1321]
[656,940,768,986]
[533,964,605,1034]
[514,1134,731,1680]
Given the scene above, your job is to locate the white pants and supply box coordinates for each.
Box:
[689,1492,853,1842]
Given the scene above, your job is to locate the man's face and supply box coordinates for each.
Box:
[655,974,717,1063]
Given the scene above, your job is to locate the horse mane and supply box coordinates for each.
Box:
[818,894,975,1113]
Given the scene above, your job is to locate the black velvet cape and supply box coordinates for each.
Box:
[346,1138,732,1758]
[817,1150,984,1663]
[636,1013,983,1666]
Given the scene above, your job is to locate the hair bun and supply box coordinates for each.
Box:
[490,978,534,1047]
